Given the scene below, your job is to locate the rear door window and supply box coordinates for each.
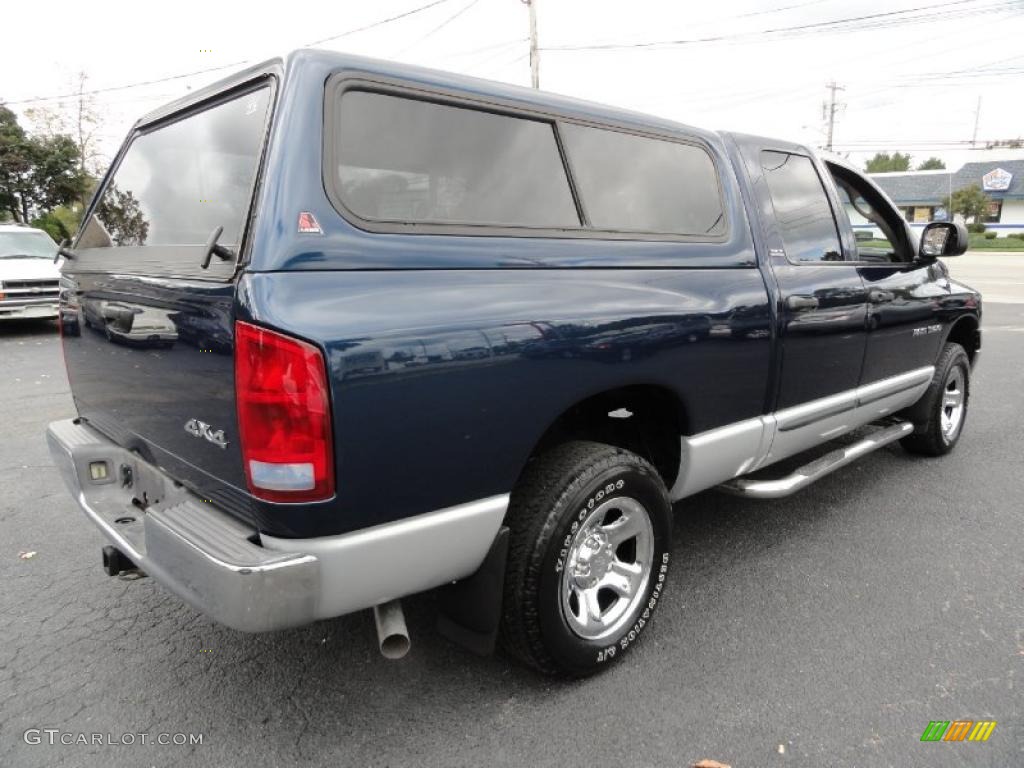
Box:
[761,151,844,263]
[559,124,725,236]
[332,91,579,229]
[76,85,272,276]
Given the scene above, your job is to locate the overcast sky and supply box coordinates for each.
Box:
[2,0,1023,172]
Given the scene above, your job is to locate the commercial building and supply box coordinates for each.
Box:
[869,160,1024,233]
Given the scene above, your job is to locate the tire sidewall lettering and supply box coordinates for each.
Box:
[538,460,670,674]
[596,551,671,663]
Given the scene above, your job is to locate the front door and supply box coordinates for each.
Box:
[821,160,947,385]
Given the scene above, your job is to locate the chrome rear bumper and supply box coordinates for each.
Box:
[46,418,507,631]
[46,418,320,631]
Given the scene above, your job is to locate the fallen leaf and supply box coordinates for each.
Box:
[19,551,37,560]
[692,761,732,768]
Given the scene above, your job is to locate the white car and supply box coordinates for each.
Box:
[0,224,61,321]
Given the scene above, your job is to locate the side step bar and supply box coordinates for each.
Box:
[718,420,913,499]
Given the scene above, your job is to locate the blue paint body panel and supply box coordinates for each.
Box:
[58,50,981,539]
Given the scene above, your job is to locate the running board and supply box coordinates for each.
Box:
[718,420,914,499]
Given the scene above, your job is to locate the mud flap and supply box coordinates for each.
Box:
[436,526,509,656]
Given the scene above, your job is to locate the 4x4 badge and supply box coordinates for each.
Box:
[184,419,229,450]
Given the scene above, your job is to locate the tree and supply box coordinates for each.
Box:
[0,106,32,221]
[917,157,946,170]
[24,73,103,211]
[865,152,912,173]
[943,184,991,227]
[0,106,89,223]
[24,72,104,177]
[96,185,149,245]
[31,205,81,242]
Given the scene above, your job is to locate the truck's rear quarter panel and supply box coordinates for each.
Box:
[240,265,772,535]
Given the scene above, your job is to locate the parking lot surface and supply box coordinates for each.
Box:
[948,249,1024,304]
[1,258,1022,767]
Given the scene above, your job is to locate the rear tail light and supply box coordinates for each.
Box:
[235,321,335,503]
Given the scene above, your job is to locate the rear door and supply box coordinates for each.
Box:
[738,143,868,409]
[61,78,274,518]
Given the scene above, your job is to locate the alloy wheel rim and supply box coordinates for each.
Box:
[560,496,654,642]
[940,366,966,441]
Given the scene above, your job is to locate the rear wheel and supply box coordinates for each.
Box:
[901,342,971,456]
[500,441,673,677]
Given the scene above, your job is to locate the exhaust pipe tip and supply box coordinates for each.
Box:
[373,600,411,660]
[101,545,135,577]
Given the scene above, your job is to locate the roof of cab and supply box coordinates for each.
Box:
[138,48,722,145]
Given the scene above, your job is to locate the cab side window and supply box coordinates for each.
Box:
[761,151,844,263]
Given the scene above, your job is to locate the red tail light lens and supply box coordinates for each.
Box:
[235,321,334,503]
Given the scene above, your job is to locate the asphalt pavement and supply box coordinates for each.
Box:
[1,258,1022,767]
[948,249,1024,304]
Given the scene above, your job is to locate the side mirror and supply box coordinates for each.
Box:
[919,221,968,260]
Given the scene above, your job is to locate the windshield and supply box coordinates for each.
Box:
[0,231,57,259]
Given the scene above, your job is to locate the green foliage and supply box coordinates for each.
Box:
[967,233,1024,250]
[865,152,912,173]
[30,212,68,242]
[966,222,987,234]
[0,106,90,223]
[0,106,30,220]
[30,205,82,242]
[917,157,946,170]
[984,230,998,239]
[943,184,992,227]
[1010,232,1024,239]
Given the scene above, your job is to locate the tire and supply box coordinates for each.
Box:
[499,440,673,677]
[901,342,971,456]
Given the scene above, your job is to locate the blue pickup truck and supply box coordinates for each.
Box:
[47,50,980,677]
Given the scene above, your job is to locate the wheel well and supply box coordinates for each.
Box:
[524,385,685,489]
[946,315,980,364]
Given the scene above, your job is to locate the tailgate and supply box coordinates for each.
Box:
[59,81,274,521]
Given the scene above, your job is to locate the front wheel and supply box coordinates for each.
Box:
[500,441,673,677]
[901,342,971,456]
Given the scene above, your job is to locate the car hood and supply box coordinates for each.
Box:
[0,258,61,282]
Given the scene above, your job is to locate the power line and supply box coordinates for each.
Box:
[3,0,460,108]
[541,0,1018,51]
[394,0,482,56]
[303,0,458,47]
[736,0,836,18]
[444,37,530,58]
[1,61,251,106]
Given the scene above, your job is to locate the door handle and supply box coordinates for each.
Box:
[868,289,895,304]
[786,295,819,311]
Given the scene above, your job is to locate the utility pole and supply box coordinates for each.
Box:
[76,73,87,176]
[971,96,982,147]
[524,0,539,89]
[823,81,845,152]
